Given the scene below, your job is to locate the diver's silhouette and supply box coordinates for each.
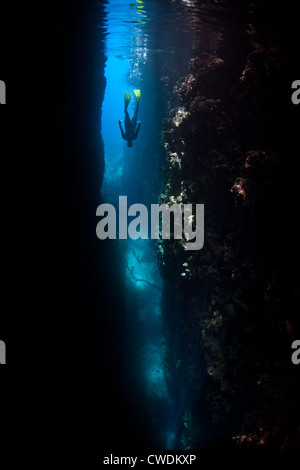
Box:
[119,90,141,147]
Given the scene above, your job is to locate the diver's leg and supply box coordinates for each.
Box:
[131,101,139,128]
[124,109,131,133]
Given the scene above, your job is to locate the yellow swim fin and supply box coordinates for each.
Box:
[124,92,132,107]
[134,89,141,102]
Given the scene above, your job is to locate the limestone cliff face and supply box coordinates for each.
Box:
[159,33,300,449]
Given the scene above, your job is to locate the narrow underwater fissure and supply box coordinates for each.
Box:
[102,1,168,448]
[101,0,197,449]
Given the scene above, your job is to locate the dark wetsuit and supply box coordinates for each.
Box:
[119,101,141,147]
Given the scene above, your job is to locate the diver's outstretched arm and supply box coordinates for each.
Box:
[133,121,141,140]
[118,120,125,140]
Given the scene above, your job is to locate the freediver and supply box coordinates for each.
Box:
[118,90,141,147]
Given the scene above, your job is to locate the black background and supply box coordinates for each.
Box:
[0,0,299,465]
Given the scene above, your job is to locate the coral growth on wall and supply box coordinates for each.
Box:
[159,26,300,449]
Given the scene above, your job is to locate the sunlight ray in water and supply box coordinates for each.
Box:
[101,0,170,447]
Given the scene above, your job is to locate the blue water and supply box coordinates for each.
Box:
[101,0,224,449]
[102,0,172,448]
[101,0,194,448]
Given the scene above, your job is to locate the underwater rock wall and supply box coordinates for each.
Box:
[159,27,300,449]
[42,0,146,454]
